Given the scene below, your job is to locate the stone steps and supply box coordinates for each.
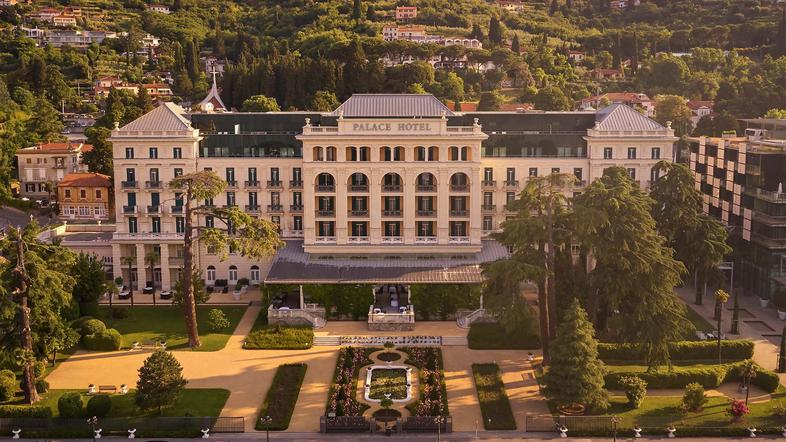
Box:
[441,336,468,346]
[313,335,341,346]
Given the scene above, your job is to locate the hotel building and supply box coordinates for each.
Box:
[108,94,675,293]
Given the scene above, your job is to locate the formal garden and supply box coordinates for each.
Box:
[472,363,516,430]
[243,308,314,350]
[255,363,307,430]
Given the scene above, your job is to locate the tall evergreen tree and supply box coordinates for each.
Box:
[778,326,786,373]
[352,0,362,22]
[488,17,503,46]
[135,84,153,112]
[511,34,521,54]
[342,39,369,97]
[71,253,105,316]
[469,23,485,41]
[542,299,608,412]
[777,9,786,57]
[135,350,187,413]
[82,126,113,175]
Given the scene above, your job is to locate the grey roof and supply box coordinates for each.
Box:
[595,104,665,131]
[119,102,193,131]
[332,94,454,118]
[199,74,227,111]
[265,240,509,284]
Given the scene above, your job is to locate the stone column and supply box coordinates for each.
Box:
[135,243,146,290]
[160,244,171,291]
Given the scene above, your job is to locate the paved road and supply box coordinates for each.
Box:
[0,205,51,231]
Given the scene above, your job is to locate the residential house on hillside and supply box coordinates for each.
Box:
[579,92,654,117]
[395,6,417,20]
[16,142,92,199]
[57,172,113,221]
[146,4,170,13]
[687,100,715,126]
[587,68,624,81]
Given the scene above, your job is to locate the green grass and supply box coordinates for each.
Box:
[467,323,540,350]
[244,325,314,350]
[684,304,715,335]
[604,362,735,374]
[98,306,246,352]
[35,388,230,417]
[368,368,408,400]
[472,363,516,430]
[256,364,307,431]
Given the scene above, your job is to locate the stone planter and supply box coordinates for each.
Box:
[760,298,769,308]
[779,310,786,320]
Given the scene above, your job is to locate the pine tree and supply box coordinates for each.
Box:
[470,23,485,41]
[542,299,609,412]
[777,9,786,57]
[135,350,188,414]
[488,17,503,46]
[135,84,153,112]
[352,0,362,22]
[72,253,105,317]
[511,34,521,54]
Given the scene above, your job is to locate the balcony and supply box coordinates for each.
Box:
[383,209,402,217]
[450,209,469,217]
[223,203,237,208]
[416,209,436,217]
[146,205,161,214]
[416,184,436,192]
[290,180,303,188]
[482,180,496,188]
[145,181,162,189]
[315,184,335,192]
[267,180,283,189]
[169,205,184,214]
[482,204,496,212]
[53,163,67,169]
[504,180,519,188]
[348,236,370,243]
[122,205,137,214]
[244,180,260,188]
[450,184,469,192]
[415,236,438,244]
[121,181,138,189]
[226,180,238,188]
[381,236,404,244]
[314,236,336,243]
[168,256,184,266]
[316,209,335,217]
[290,204,303,212]
[746,188,786,204]
[245,204,261,212]
[349,184,369,192]
[348,209,369,217]
[267,204,284,213]
[449,236,471,244]
[382,184,403,192]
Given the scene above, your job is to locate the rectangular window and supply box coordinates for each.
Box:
[80,189,86,199]
[226,191,236,207]
[126,168,135,183]
[528,168,537,177]
[95,189,102,199]
[651,147,661,159]
[125,147,134,159]
[506,192,515,204]
[127,192,136,206]
[270,167,280,181]
[152,217,161,233]
[175,217,184,233]
[484,168,493,182]
[627,168,636,179]
[573,168,583,181]
[174,168,183,177]
[271,216,281,230]
[225,168,235,183]
[149,147,158,159]
[551,167,560,174]
[627,147,637,159]
[506,168,516,181]
[64,189,71,198]
[293,216,303,231]
[293,192,302,206]
[205,216,214,228]
[483,216,493,231]
[248,167,257,182]
[292,168,302,182]
[128,217,138,233]
[249,192,258,206]
[173,147,182,159]
[603,147,613,159]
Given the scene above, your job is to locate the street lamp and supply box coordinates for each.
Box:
[434,415,445,442]
[87,416,98,442]
[260,415,272,442]
[611,416,620,442]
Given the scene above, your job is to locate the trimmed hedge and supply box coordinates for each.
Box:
[0,370,17,402]
[86,394,112,417]
[244,325,314,350]
[598,340,754,362]
[84,328,122,351]
[604,360,780,392]
[57,392,83,418]
[467,322,540,350]
[472,363,516,430]
[80,319,107,336]
[0,405,53,418]
[256,363,307,431]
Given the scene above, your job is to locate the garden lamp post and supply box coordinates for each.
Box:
[434,415,445,442]
[715,288,730,365]
[260,415,272,442]
[611,416,620,442]
[87,416,97,442]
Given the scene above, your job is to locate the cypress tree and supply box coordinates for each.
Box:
[549,0,559,15]
[542,299,609,413]
[470,23,485,41]
[352,0,362,22]
[488,17,503,46]
[778,326,786,373]
[778,9,786,57]
[135,84,153,113]
[511,34,521,54]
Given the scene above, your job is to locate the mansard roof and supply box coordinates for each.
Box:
[332,94,454,118]
[119,102,192,131]
[595,103,665,131]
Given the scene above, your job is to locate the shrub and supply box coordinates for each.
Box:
[207,309,230,332]
[86,394,112,417]
[237,278,249,286]
[58,392,83,418]
[468,322,540,350]
[111,308,130,319]
[0,370,16,401]
[618,376,647,408]
[244,326,314,349]
[597,340,754,362]
[83,329,122,351]
[605,361,780,393]
[35,379,49,394]
[729,399,749,418]
[0,405,53,418]
[80,319,107,336]
[682,382,707,411]
[33,360,47,378]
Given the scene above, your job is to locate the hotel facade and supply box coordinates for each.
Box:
[108,94,675,292]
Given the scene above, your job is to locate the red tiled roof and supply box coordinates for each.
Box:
[17,142,93,153]
[57,172,111,188]
[687,100,714,110]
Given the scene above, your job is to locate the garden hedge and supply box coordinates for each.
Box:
[256,363,306,430]
[604,360,780,392]
[83,328,122,351]
[0,405,53,418]
[598,340,754,362]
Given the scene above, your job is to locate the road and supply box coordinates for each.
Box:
[0,205,51,231]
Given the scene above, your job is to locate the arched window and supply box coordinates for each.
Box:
[416,173,437,191]
[313,146,324,161]
[450,172,469,191]
[428,146,439,161]
[325,146,336,161]
[250,265,260,283]
[382,146,405,161]
[450,146,467,161]
[415,146,426,161]
[228,265,238,283]
[382,173,403,192]
[316,173,335,191]
[348,173,369,191]
[206,265,216,282]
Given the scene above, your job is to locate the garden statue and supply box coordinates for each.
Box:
[127,429,136,439]
[747,427,757,438]
[667,426,676,438]
[558,425,568,438]
[11,429,20,439]
[201,428,210,439]
[633,427,642,438]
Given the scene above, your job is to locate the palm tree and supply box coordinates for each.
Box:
[715,289,729,364]
[120,255,135,315]
[737,359,758,405]
[144,250,159,306]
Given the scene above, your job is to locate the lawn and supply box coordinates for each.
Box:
[472,363,516,430]
[684,304,715,337]
[256,364,307,430]
[36,388,230,417]
[98,306,246,351]
[467,323,540,350]
[368,368,408,400]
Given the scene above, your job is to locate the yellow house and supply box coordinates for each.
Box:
[57,172,112,221]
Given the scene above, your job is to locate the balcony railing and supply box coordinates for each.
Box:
[450,184,469,192]
[416,184,436,192]
[347,236,370,243]
[747,187,786,203]
[450,209,469,217]
[245,204,260,212]
[223,203,237,208]
[244,180,260,188]
[290,180,303,188]
[449,236,471,244]
[267,204,284,212]
[122,205,137,214]
[145,181,162,189]
[53,163,67,169]
[416,209,436,217]
[482,180,496,188]
[504,180,519,188]
[121,181,138,189]
[348,209,369,217]
[314,236,336,243]
[382,236,404,244]
[316,209,335,217]
[382,184,403,192]
[169,205,184,214]
[349,184,369,192]
[290,204,303,212]
[482,204,496,212]
[415,236,438,244]
[267,180,283,188]
[316,184,335,192]
[146,205,161,214]
[383,209,402,217]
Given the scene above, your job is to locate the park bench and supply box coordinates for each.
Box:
[98,385,117,394]
[131,341,167,350]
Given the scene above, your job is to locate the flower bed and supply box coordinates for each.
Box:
[368,368,409,400]
[473,363,516,430]
[255,363,306,430]
[401,347,449,416]
[325,347,377,416]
